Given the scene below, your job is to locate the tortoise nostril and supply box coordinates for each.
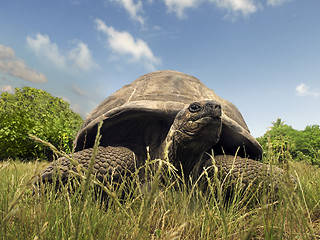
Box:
[205,101,221,111]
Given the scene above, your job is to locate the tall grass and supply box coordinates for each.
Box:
[1,152,320,239]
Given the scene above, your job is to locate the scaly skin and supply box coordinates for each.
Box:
[40,146,137,184]
[39,147,290,192]
[200,155,293,191]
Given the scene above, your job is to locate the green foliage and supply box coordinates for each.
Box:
[295,125,320,165]
[0,86,83,160]
[257,118,320,166]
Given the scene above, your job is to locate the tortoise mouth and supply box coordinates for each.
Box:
[195,115,221,124]
[190,104,222,123]
[182,115,222,137]
[192,111,222,126]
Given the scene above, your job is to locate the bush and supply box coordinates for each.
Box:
[0,86,83,160]
[257,118,320,166]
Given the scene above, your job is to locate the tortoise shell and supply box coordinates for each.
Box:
[75,70,262,159]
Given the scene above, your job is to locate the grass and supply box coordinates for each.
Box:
[1,155,320,239]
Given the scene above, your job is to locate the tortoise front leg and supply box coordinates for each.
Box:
[39,146,139,186]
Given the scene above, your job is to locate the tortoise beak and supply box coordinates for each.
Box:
[203,100,222,119]
[193,100,222,126]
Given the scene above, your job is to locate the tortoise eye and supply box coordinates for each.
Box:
[189,103,202,113]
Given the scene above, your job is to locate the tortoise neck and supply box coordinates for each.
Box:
[159,128,206,177]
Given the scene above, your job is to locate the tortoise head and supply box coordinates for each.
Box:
[174,100,222,143]
[164,100,222,174]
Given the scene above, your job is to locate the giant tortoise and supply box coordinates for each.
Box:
[39,70,287,192]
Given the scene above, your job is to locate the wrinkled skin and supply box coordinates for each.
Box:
[162,100,222,176]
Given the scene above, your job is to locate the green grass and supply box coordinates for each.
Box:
[1,156,319,240]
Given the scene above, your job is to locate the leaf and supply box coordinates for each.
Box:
[0,86,83,160]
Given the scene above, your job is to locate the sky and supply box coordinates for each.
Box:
[0,0,319,137]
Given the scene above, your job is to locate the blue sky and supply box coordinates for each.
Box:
[0,0,319,137]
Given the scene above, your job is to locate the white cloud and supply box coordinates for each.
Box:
[0,84,14,94]
[210,0,258,17]
[60,95,82,114]
[70,103,82,113]
[0,44,47,83]
[26,33,96,72]
[267,0,290,7]
[164,0,257,18]
[68,41,96,71]
[164,0,202,18]
[1,76,8,82]
[71,83,89,97]
[110,0,145,24]
[163,0,291,19]
[60,96,70,103]
[26,34,66,69]
[95,18,161,70]
[296,83,319,98]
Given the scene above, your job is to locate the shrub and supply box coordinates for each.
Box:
[0,86,83,160]
[257,118,320,166]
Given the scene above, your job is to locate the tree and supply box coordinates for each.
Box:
[257,119,297,163]
[272,118,285,128]
[294,125,320,165]
[0,87,83,160]
[257,119,320,166]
